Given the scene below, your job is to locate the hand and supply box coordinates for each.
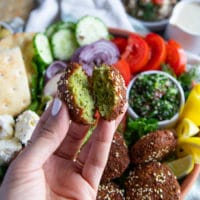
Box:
[0,98,127,200]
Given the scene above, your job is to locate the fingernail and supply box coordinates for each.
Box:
[51,98,62,116]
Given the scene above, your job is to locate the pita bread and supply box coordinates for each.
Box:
[0,47,31,116]
[0,0,35,22]
[0,32,35,82]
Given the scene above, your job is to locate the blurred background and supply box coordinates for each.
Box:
[0,0,35,22]
[0,0,179,34]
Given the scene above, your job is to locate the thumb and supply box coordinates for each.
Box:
[16,98,70,169]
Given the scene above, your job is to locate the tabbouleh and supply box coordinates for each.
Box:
[129,73,180,121]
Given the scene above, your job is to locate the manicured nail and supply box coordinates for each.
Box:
[51,98,62,116]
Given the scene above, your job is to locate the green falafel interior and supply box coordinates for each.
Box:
[58,63,126,124]
[92,65,118,119]
[68,67,95,124]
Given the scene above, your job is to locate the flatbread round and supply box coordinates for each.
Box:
[0,32,35,82]
[0,47,31,116]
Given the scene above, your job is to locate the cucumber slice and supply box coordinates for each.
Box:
[45,21,63,38]
[33,33,53,65]
[51,29,78,60]
[76,15,109,46]
[46,21,75,38]
[57,21,76,31]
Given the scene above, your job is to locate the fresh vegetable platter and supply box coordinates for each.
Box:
[1,15,200,199]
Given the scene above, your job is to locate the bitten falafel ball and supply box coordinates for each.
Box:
[57,62,96,125]
[125,162,181,200]
[101,131,130,183]
[97,181,125,200]
[92,64,126,120]
[131,129,177,164]
[57,63,126,124]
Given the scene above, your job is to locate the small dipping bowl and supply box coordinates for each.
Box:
[165,0,200,55]
[127,70,185,129]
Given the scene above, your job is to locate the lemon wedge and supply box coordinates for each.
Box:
[176,118,199,138]
[166,155,194,179]
[177,137,200,163]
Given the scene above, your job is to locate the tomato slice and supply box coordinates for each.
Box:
[111,37,127,54]
[143,33,166,71]
[113,59,131,86]
[152,0,164,5]
[122,33,150,74]
[166,40,187,76]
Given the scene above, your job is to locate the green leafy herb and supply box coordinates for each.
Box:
[178,65,200,99]
[161,64,177,77]
[124,117,158,148]
[142,2,158,21]
[37,95,53,115]
[28,100,40,112]
[129,73,180,121]
[132,2,158,21]
[30,55,50,114]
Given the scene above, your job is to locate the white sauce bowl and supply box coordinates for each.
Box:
[165,0,200,55]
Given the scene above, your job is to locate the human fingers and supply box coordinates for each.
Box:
[30,103,53,140]
[115,103,128,129]
[77,103,128,165]
[67,103,128,163]
[55,122,90,160]
[16,98,70,170]
[81,120,115,189]
[76,103,128,189]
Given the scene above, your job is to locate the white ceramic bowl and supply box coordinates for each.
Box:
[126,70,185,129]
[165,0,200,55]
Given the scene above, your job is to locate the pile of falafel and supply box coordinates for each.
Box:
[97,129,181,200]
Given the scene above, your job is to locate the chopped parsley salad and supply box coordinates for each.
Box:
[123,0,178,21]
[129,73,180,121]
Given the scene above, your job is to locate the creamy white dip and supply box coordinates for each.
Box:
[170,2,200,35]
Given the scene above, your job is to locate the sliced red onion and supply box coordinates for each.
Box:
[79,39,120,65]
[43,73,63,97]
[45,61,67,81]
[71,46,86,62]
[70,39,120,75]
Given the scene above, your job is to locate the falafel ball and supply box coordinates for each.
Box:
[101,131,130,183]
[97,181,125,200]
[92,64,126,120]
[125,161,181,200]
[131,129,177,164]
[57,63,127,124]
[57,62,96,125]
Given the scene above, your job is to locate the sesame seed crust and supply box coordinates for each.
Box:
[101,132,130,183]
[105,66,127,120]
[130,130,177,164]
[57,63,127,124]
[125,162,181,200]
[57,62,95,125]
[92,65,127,121]
[97,182,125,200]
